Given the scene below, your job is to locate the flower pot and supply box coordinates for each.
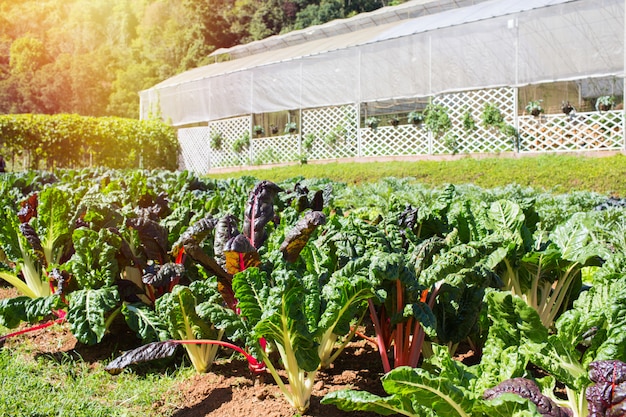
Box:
[531,109,541,117]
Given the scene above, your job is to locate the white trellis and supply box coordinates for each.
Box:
[208,116,252,168]
[432,88,516,154]
[301,105,359,160]
[250,134,301,165]
[518,111,624,153]
[360,125,430,156]
[178,127,211,173]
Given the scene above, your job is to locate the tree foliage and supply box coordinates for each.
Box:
[0,0,396,119]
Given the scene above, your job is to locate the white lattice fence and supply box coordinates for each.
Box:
[178,127,211,174]
[250,134,301,165]
[301,105,358,160]
[519,111,624,153]
[432,88,516,154]
[208,116,252,168]
[360,125,430,156]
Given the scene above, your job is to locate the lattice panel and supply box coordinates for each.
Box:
[360,125,430,156]
[519,111,624,153]
[250,134,301,165]
[432,88,516,154]
[208,116,252,168]
[178,127,211,174]
[301,105,358,160]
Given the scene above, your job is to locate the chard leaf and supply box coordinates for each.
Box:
[243,180,282,249]
[156,285,217,341]
[321,389,423,416]
[36,186,72,266]
[382,366,476,417]
[232,267,269,327]
[69,228,121,289]
[0,295,62,328]
[279,211,326,262]
[586,360,626,417]
[213,214,239,267]
[478,393,547,417]
[67,287,120,345]
[126,217,169,264]
[549,213,608,265]
[122,303,170,343]
[156,284,221,372]
[482,378,571,417]
[223,234,260,275]
[254,272,320,372]
[105,341,179,375]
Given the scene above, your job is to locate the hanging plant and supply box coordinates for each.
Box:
[423,104,451,137]
[388,116,400,127]
[210,131,223,151]
[443,132,459,154]
[253,125,264,137]
[365,117,380,130]
[461,110,476,132]
[481,103,504,129]
[232,131,250,153]
[270,124,279,135]
[284,122,298,135]
[525,100,544,117]
[595,96,615,112]
[302,133,315,152]
[407,111,424,126]
[561,101,574,115]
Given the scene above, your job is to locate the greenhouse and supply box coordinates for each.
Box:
[139,0,625,173]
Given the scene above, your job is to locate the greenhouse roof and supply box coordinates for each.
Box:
[142,0,624,126]
[151,0,578,90]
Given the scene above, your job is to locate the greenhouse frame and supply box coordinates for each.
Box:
[139,0,626,173]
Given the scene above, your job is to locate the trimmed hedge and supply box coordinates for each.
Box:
[0,114,179,170]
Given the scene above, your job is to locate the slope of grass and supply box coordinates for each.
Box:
[207,153,626,195]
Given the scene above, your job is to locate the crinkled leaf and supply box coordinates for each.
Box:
[66,287,120,345]
[279,211,326,262]
[69,227,121,289]
[105,341,179,375]
[322,389,423,416]
[223,234,260,275]
[0,295,63,328]
[483,378,571,417]
[254,273,320,372]
[382,366,476,417]
[122,302,170,343]
[126,217,169,264]
[586,360,626,417]
[243,180,282,249]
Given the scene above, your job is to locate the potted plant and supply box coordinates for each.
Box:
[210,131,223,151]
[595,95,615,112]
[561,101,574,115]
[284,122,298,135]
[365,117,380,130]
[525,99,544,117]
[388,116,400,127]
[270,124,279,135]
[253,125,264,137]
[407,111,424,126]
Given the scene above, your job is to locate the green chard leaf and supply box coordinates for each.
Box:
[66,287,120,345]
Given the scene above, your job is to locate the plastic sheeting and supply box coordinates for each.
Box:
[140,0,625,126]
